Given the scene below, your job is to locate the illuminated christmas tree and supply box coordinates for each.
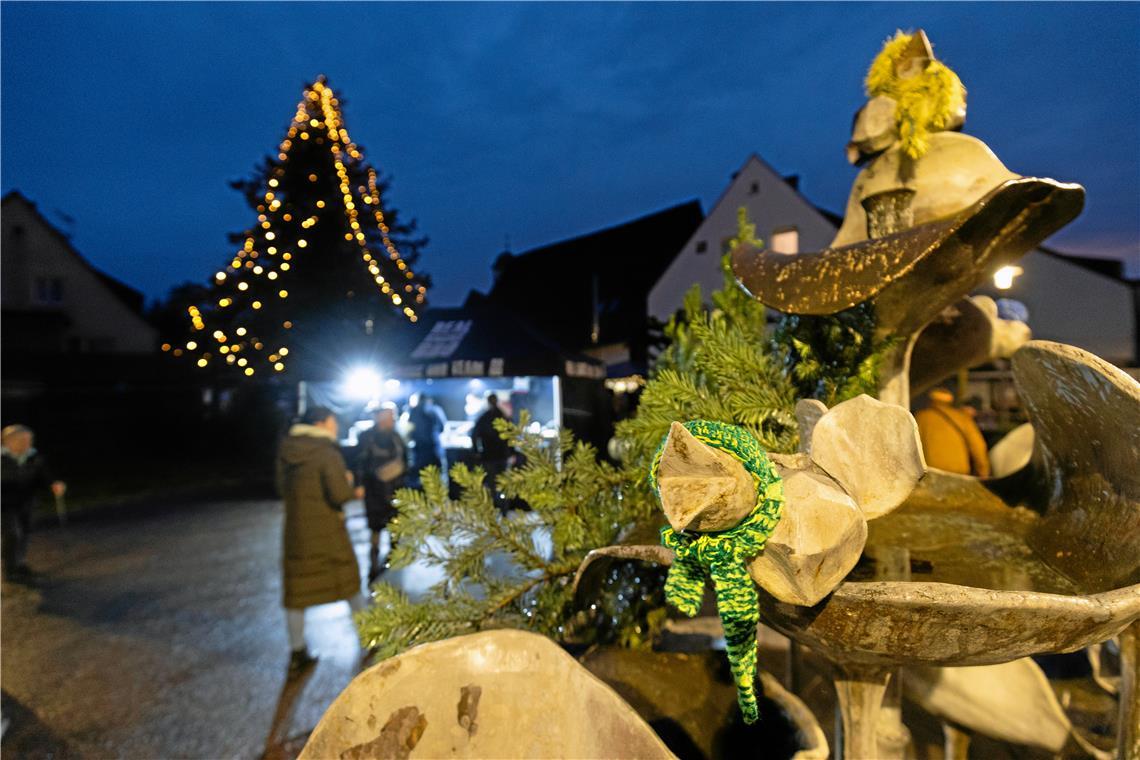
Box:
[166,76,429,378]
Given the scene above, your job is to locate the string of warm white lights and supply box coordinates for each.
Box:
[163,76,426,377]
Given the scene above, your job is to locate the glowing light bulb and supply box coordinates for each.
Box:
[993,265,1023,290]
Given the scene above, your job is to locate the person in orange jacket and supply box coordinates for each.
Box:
[914,389,991,477]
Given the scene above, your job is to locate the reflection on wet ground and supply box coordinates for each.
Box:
[0,498,438,759]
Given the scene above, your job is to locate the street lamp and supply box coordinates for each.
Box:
[993,265,1023,290]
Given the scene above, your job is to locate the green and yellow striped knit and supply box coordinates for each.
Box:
[650,420,784,724]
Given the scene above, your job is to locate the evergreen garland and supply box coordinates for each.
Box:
[771,303,898,407]
[355,414,663,660]
[617,253,800,464]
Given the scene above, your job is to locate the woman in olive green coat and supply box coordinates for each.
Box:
[277,406,365,675]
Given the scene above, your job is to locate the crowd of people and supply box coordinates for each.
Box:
[1,392,513,681]
[274,393,512,677]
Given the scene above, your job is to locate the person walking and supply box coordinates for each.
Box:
[1,424,66,584]
[472,394,511,511]
[355,403,407,583]
[276,406,367,677]
[407,393,447,483]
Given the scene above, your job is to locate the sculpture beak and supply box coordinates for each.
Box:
[657,422,756,534]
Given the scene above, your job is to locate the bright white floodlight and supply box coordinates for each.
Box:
[345,367,383,400]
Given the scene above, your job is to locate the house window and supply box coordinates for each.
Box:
[34,276,64,304]
[695,240,708,254]
[771,227,799,255]
[749,182,760,195]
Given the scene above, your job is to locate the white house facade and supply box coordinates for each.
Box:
[974,248,1136,366]
[2,191,157,354]
[648,154,839,322]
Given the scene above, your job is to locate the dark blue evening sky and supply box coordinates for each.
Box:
[3,2,1138,306]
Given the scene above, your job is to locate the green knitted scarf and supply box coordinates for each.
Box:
[650,420,784,724]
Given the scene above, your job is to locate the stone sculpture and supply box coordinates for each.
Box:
[654,29,1139,760]
[300,630,674,759]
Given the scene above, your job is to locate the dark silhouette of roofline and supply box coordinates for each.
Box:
[1036,244,1134,284]
[501,199,703,262]
[2,190,150,315]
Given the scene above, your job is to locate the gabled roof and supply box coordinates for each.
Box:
[493,199,702,273]
[2,191,149,315]
[485,200,703,349]
[1037,245,1134,284]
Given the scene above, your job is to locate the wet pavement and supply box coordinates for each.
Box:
[1,497,420,760]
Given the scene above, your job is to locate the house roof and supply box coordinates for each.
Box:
[1037,244,1133,283]
[2,191,150,315]
[485,200,703,350]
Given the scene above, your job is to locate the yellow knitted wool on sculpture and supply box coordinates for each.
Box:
[865,31,967,160]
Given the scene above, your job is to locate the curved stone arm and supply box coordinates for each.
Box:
[910,295,1031,399]
[757,580,1140,668]
[571,544,675,598]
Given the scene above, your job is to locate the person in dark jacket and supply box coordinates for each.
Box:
[354,403,407,582]
[407,393,447,482]
[472,394,511,511]
[276,407,366,677]
[2,425,66,583]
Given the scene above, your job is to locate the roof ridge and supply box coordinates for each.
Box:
[507,199,702,260]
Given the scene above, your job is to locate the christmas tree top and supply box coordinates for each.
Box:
[167,76,429,378]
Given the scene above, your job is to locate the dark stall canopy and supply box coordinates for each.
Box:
[389,294,605,381]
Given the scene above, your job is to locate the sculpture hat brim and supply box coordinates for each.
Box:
[730,178,1084,331]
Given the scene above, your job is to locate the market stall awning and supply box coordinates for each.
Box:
[387,295,606,380]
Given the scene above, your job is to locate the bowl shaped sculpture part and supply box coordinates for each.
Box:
[1012,341,1140,592]
[301,630,674,759]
